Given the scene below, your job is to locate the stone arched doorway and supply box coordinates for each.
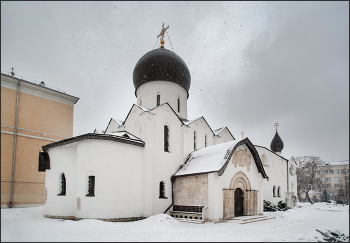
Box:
[223,171,258,219]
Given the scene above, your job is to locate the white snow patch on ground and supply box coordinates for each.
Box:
[1,202,349,242]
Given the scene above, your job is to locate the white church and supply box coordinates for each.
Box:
[40,25,297,223]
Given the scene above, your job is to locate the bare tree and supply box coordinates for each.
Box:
[296,155,325,204]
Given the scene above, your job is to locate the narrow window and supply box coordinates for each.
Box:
[58,173,66,196]
[159,181,166,198]
[273,185,276,197]
[164,125,169,152]
[194,131,196,150]
[38,151,50,171]
[205,135,207,147]
[177,98,180,113]
[277,186,281,197]
[86,176,95,197]
[157,94,160,106]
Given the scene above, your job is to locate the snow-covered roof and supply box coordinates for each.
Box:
[111,118,124,126]
[93,129,105,134]
[42,133,145,150]
[323,161,349,166]
[174,137,268,179]
[104,131,141,141]
[213,127,225,135]
[181,117,201,126]
[135,104,150,112]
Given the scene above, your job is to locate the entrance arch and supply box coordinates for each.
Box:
[223,171,258,219]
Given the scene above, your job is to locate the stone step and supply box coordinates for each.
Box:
[240,216,275,224]
[225,215,276,224]
[176,218,205,224]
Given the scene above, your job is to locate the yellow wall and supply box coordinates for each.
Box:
[1,76,78,206]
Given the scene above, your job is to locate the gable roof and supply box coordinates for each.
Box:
[174,137,268,179]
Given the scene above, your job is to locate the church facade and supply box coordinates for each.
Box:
[40,31,297,223]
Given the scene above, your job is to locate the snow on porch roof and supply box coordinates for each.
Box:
[174,137,268,179]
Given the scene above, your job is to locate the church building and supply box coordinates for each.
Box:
[40,25,297,223]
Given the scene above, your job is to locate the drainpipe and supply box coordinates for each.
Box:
[9,77,20,208]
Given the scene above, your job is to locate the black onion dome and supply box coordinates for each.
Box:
[133,47,191,96]
[270,132,284,153]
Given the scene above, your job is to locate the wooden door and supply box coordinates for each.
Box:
[234,188,244,217]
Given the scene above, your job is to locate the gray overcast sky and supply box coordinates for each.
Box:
[1,1,349,163]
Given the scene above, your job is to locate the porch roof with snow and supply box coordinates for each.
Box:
[174,137,268,179]
[42,132,145,151]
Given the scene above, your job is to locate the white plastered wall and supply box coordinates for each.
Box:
[255,146,288,205]
[44,145,77,217]
[75,140,144,219]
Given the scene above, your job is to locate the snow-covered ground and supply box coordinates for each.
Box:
[1,202,349,242]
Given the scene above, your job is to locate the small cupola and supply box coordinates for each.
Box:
[270,123,284,154]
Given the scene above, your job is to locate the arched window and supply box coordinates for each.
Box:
[277,186,281,197]
[159,181,166,198]
[86,175,95,197]
[164,125,169,152]
[157,94,160,106]
[58,173,66,196]
[273,185,276,197]
[194,131,197,150]
[177,98,180,112]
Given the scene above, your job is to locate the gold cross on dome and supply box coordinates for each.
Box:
[241,132,244,138]
[274,122,279,132]
[157,22,169,40]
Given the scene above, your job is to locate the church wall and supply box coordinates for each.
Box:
[181,117,215,161]
[74,140,144,219]
[136,81,188,119]
[173,174,208,206]
[208,144,263,221]
[44,145,77,217]
[144,106,186,215]
[255,147,288,205]
[214,128,234,145]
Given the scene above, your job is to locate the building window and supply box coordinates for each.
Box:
[194,131,196,150]
[205,135,207,147]
[157,94,160,106]
[324,170,328,174]
[277,186,281,197]
[38,151,50,171]
[86,176,95,197]
[325,177,331,182]
[329,170,334,174]
[335,169,340,174]
[58,173,66,196]
[159,181,167,198]
[164,125,169,152]
[177,98,180,113]
[273,186,276,197]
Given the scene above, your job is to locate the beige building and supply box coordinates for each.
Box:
[319,161,349,202]
[298,161,349,203]
[1,72,79,207]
